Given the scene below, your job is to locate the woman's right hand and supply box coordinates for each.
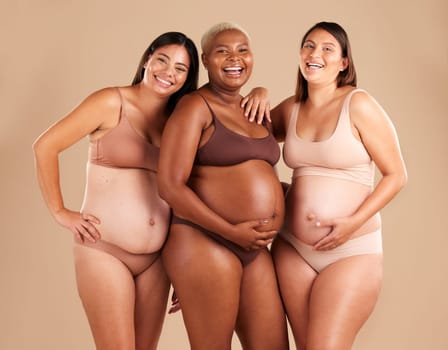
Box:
[230,219,277,250]
[241,87,271,124]
[53,208,101,243]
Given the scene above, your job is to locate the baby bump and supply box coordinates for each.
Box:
[81,163,170,253]
[190,161,285,231]
[285,176,381,245]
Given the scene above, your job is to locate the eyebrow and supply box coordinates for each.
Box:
[304,39,336,47]
[157,52,189,68]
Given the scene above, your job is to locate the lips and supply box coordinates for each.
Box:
[155,75,173,87]
[306,62,324,69]
[223,66,244,75]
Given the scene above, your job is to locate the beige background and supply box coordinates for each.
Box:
[1,0,447,349]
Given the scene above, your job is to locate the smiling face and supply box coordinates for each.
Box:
[202,29,253,91]
[143,44,191,97]
[299,28,348,86]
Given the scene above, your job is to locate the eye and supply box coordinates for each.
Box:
[176,66,187,73]
[157,57,168,64]
[323,47,333,52]
[303,43,314,49]
[216,49,228,54]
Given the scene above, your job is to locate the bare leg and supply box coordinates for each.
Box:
[235,249,289,350]
[74,245,136,350]
[272,237,317,350]
[162,225,243,350]
[135,255,170,350]
[307,254,383,350]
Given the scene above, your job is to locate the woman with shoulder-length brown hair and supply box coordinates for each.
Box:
[269,21,407,349]
[158,22,289,350]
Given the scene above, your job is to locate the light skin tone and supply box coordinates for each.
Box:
[33,44,190,243]
[158,29,288,350]
[268,28,407,349]
[33,44,191,350]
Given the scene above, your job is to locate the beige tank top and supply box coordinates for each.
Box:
[283,89,374,186]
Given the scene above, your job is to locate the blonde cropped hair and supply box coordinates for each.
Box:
[201,22,251,54]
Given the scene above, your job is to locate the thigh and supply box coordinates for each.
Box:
[236,249,289,350]
[73,244,136,350]
[271,236,317,350]
[308,254,383,350]
[162,224,243,350]
[134,255,170,350]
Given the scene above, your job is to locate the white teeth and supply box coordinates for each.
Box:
[224,67,243,72]
[156,76,173,85]
[307,63,323,68]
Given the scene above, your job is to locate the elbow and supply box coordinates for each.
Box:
[32,136,60,165]
[392,168,408,194]
[397,162,408,189]
[157,176,178,205]
[32,136,46,160]
[157,177,169,202]
[398,169,408,190]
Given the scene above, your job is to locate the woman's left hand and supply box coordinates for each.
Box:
[312,216,360,251]
[241,87,271,124]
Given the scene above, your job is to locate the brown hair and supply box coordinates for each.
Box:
[132,32,199,114]
[295,22,357,102]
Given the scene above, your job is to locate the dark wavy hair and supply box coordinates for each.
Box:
[295,22,357,102]
[132,32,199,113]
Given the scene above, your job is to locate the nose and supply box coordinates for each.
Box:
[227,51,240,61]
[164,64,175,77]
[309,47,320,58]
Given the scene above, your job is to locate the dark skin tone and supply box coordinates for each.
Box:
[158,29,288,350]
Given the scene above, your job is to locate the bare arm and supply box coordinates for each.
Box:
[270,95,295,142]
[157,94,276,250]
[350,92,407,223]
[33,88,120,242]
[314,90,408,249]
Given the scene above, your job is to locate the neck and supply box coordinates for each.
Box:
[206,82,242,105]
[135,84,169,116]
[306,82,338,108]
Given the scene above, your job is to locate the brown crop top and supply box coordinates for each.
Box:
[89,88,159,172]
[194,94,280,167]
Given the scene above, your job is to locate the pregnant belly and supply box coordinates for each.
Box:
[285,175,381,245]
[190,161,285,231]
[81,163,170,254]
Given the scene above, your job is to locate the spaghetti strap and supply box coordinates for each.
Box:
[288,103,300,134]
[339,88,365,122]
[115,87,124,120]
[196,93,216,119]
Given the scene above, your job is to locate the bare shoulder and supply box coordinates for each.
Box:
[169,91,212,127]
[81,86,122,111]
[75,87,125,128]
[275,95,296,111]
[349,89,383,114]
[349,89,388,124]
[270,95,296,140]
[272,95,296,119]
